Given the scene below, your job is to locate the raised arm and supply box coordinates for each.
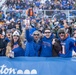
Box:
[25,23,33,42]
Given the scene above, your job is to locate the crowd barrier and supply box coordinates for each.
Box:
[0,57,76,75]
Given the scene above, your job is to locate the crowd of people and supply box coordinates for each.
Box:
[5,0,76,10]
[0,0,76,58]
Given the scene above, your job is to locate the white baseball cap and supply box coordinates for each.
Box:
[13,31,20,36]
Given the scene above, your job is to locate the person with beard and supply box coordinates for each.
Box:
[58,28,75,57]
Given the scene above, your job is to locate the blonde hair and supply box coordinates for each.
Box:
[6,43,12,57]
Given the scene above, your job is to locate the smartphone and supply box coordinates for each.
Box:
[9,51,14,58]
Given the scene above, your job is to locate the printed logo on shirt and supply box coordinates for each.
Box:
[42,41,51,47]
[13,44,19,49]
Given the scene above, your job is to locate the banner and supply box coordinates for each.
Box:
[0,57,76,75]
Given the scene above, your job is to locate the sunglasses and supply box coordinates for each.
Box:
[59,32,65,34]
[44,32,51,34]
[34,34,39,36]
[13,35,19,37]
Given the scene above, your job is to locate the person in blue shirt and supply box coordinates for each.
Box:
[35,0,41,7]
[61,0,68,10]
[58,28,75,57]
[40,28,54,57]
[6,30,25,58]
[5,30,12,46]
[25,24,41,56]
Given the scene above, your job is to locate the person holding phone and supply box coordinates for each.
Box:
[6,30,25,58]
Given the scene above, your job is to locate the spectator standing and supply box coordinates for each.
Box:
[6,30,25,57]
[5,30,12,46]
[25,24,41,56]
[58,28,75,57]
[40,28,61,57]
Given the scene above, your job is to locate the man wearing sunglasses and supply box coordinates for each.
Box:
[40,28,53,57]
[25,24,41,56]
[58,28,75,57]
[40,28,62,57]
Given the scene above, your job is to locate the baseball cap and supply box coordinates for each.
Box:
[58,28,65,34]
[13,31,20,36]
